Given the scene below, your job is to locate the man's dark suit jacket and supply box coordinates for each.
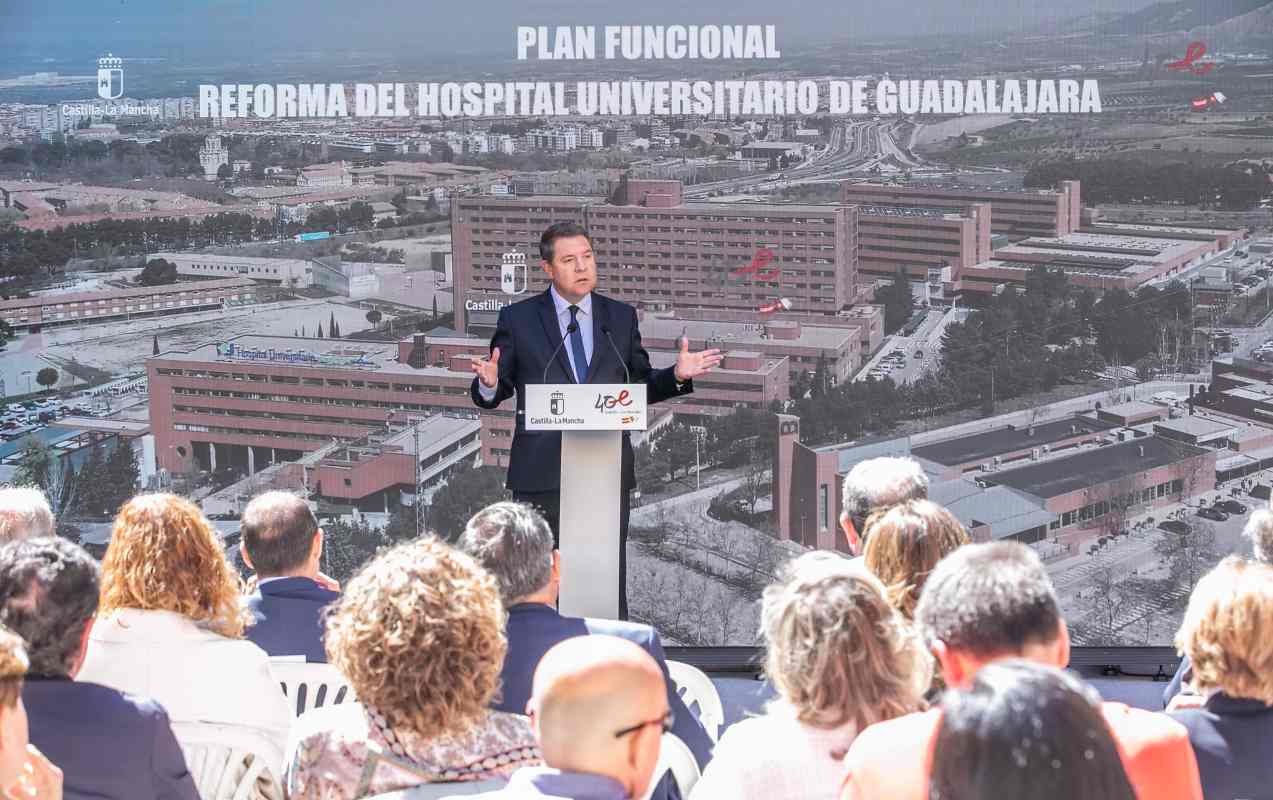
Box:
[494,603,714,770]
[23,676,199,800]
[470,290,691,492]
[245,576,340,662]
[1170,693,1273,800]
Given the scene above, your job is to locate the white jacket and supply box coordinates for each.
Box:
[78,608,293,758]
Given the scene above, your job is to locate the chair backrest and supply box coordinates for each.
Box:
[638,733,701,800]
[366,779,508,798]
[269,659,355,717]
[666,660,724,742]
[171,721,285,800]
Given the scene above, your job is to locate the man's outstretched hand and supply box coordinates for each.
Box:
[472,347,501,389]
[674,337,723,382]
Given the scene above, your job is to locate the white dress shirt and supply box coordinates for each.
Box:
[478,286,594,401]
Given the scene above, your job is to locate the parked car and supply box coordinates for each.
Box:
[1197,507,1229,522]
[1159,519,1191,535]
[1216,499,1248,515]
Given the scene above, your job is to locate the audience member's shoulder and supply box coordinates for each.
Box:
[291,702,372,746]
[62,680,174,726]
[582,617,658,647]
[1101,701,1192,755]
[485,709,539,746]
[844,708,939,766]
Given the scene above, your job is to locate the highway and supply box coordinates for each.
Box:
[683,120,932,199]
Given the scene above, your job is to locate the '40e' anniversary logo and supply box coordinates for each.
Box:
[595,390,633,411]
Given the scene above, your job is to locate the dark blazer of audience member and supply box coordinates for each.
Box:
[842,542,1203,800]
[0,537,199,800]
[457,502,714,771]
[1163,509,1273,708]
[931,661,1137,800]
[239,491,340,662]
[1168,557,1273,800]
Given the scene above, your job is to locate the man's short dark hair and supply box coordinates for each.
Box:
[0,537,100,676]
[240,491,319,577]
[915,541,1062,659]
[539,222,592,264]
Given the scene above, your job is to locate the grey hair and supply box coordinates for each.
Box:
[841,457,929,534]
[456,502,554,606]
[0,487,55,543]
[1244,508,1273,566]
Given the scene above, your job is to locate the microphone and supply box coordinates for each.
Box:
[601,325,631,384]
[543,321,579,384]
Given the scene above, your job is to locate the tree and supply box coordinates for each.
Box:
[875,267,914,335]
[1157,518,1218,601]
[75,444,110,518]
[35,367,58,392]
[366,309,383,328]
[152,334,159,355]
[432,296,439,319]
[321,517,392,583]
[659,423,698,480]
[427,463,510,541]
[137,258,178,286]
[216,163,233,180]
[102,441,141,515]
[12,437,80,540]
[329,312,340,338]
[316,323,324,339]
[634,442,665,493]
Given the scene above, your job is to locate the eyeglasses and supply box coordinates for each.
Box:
[613,709,675,739]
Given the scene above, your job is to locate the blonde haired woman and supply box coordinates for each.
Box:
[863,499,970,620]
[285,538,540,799]
[690,552,929,800]
[78,494,292,752]
[1168,556,1273,800]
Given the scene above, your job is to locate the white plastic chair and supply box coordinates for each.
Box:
[666,661,724,742]
[171,721,285,800]
[270,659,355,717]
[639,733,701,800]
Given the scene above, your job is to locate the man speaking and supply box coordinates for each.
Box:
[471,222,722,619]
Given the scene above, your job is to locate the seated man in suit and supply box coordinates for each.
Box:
[456,636,669,800]
[841,541,1203,800]
[457,502,713,773]
[0,537,198,800]
[239,491,340,662]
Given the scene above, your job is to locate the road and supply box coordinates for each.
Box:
[853,306,971,384]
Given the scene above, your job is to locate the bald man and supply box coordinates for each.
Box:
[239,491,340,662]
[456,635,671,800]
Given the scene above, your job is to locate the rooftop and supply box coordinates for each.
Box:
[153,335,469,379]
[985,437,1208,499]
[0,278,256,310]
[1153,415,1236,438]
[639,316,852,349]
[911,415,1115,467]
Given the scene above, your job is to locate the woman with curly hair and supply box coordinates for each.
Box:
[690,552,929,800]
[77,494,292,754]
[284,537,541,799]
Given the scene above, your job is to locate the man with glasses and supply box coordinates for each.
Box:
[453,635,671,800]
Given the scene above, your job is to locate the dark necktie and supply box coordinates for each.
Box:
[568,304,589,383]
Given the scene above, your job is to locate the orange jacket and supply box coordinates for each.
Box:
[840,702,1202,800]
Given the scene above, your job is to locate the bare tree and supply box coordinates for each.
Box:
[1157,517,1218,601]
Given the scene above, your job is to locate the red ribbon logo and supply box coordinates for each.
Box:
[1166,42,1213,76]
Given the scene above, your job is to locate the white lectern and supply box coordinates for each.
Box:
[525,384,647,619]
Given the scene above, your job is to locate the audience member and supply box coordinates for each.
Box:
[0,537,197,800]
[862,499,970,620]
[284,538,540,799]
[0,488,54,544]
[838,457,928,555]
[1168,556,1273,800]
[841,541,1202,800]
[0,625,61,800]
[238,491,340,662]
[693,552,927,800]
[77,494,292,755]
[1163,508,1273,707]
[456,502,713,771]
[929,660,1137,800]
[456,636,669,800]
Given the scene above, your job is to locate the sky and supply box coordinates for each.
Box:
[1,0,1160,67]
